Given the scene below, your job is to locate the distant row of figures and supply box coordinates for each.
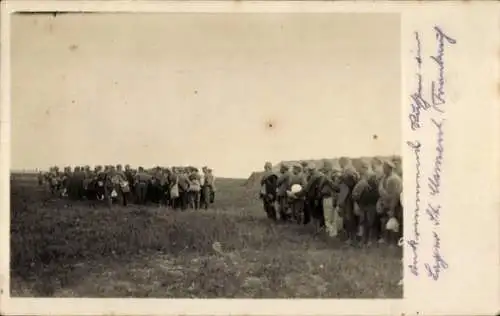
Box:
[38,165,216,210]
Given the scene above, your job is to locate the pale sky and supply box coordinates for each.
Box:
[11,13,401,178]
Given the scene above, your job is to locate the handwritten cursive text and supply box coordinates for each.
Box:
[406,26,455,281]
[406,140,422,277]
[428,118,445,196]
[430,26,457,112]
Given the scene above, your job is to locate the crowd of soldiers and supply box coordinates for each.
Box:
[39,164,216,210]
[259,157,403,245]
[36,157,401,245]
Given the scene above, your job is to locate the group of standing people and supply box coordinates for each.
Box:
[259,157,403,245]
[40,165,216,210]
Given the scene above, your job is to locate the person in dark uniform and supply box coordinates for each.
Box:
[134,166,151,205]
[260,162,278,221]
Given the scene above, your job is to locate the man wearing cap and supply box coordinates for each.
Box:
[47,166,60,196]
[337,157,360,245]
[352,161,380,245]
[158,167,170,207]
[276,163,291,221]
[292,160,312,225]
[123,164,136,203]
[318,161,340,236]
[200,167,215,208]
[339,157,359,178]
[65,166,75,199]
[71,166,86,201]
[331,166,345,237]
[188,167,202,210]
[60,166,72,198]
[377,160,403,244]
[103,165,124,207]
[260,162,278,220]
[199,167,208,209]
[38,171,44,186]
[352,161,371,220]
[90,165,108,202]
[303,162,325,229]
[145,166,160,206]
[207,168,216,204]
[370,157,384,183]
[135,166,152,204]
[392,156,403,178]
[47,166,56,192]
[82,166,93,199]
[287,163,308,224]
[167,167,180,209]
[177,168,190,210]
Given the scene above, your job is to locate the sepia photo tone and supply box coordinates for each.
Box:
[10,12,403,298]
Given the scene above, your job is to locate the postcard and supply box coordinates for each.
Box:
[1,1,498,315]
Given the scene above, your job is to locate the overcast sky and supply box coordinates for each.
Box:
[11,13,401,178]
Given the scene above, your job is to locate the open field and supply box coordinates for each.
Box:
[10,176,402,298]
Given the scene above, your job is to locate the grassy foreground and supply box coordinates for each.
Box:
[10,177,402,298]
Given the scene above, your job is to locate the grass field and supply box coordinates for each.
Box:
[10,176,403,298]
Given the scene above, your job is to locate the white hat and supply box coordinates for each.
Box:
[291,184,302,194]
[386,217,400,232]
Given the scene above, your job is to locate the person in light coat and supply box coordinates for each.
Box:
[319,162,342,237]
[188,168,202,210]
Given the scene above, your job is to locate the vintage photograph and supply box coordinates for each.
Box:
[10,12,403,298]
